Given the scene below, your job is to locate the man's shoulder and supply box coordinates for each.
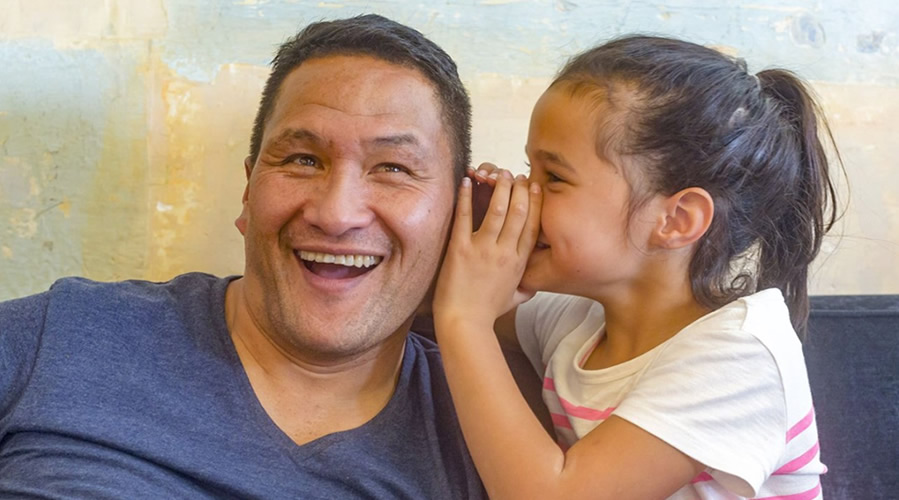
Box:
[399,331,453,403]
[3,272,233,333]
[405,331,450,382]
[41,272,228,309]
[47,271,225,295]
[407,329,438,352]
[0,287,51,320]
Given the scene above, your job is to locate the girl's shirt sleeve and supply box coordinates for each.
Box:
[515,292,603,376]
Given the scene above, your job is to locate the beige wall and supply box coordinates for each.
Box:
[1,0,897,300]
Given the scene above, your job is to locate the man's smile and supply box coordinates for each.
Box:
[296,250,383,279]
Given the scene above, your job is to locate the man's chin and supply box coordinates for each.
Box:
[275,315,411,363]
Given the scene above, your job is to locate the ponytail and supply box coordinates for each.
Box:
[551,36,843,338]
[754,69,840,336]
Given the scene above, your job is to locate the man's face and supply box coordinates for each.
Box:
[236,55,456,360]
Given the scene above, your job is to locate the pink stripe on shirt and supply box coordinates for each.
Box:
[774,442,820,475]
[691,472,714,483]
[559,397,616,421]
[543,377,555,391]
[551,413,573,429]
[786,407,815,443]
[543,378,615,421]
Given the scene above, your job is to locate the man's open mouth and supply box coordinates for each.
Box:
[296,250,382,279]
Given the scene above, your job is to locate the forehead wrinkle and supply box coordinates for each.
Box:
[265,60,449,168]
[366,133,419,147]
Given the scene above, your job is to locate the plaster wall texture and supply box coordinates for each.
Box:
[1,0,897,300]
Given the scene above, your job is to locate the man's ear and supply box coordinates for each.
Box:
[234,156,253,236]
[242,156,253,183]
[650,187,714,250]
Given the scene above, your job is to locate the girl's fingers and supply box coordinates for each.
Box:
[498,174,531,248]
[477,169,514,240]
[518,181,542,256]
[473,162,501,187]
[451,177,474,243]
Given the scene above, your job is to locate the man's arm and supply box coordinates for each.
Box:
[0,291,48,418]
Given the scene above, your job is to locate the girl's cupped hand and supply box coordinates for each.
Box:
[433,163,542,330]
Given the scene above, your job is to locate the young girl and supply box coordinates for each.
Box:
[433,35,838,499]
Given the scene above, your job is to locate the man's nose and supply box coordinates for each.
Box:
[303,170,375,236]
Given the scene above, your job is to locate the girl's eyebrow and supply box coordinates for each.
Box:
[534,149,575,173]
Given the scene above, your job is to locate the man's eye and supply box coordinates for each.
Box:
[376,163,410,175]
[285,155,319,167]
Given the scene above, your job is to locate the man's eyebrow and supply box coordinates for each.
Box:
[267,130,421,151]
[269,128,325,148]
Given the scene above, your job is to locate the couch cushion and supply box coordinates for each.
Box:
[804,295,899,499]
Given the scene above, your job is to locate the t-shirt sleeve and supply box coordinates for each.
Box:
[613,323,787,497]
[0,291,49,417]
[516,292,600,375]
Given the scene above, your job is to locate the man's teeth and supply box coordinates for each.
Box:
[297,250,382,268]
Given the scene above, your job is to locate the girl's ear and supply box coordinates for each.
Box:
[650,187,714,249]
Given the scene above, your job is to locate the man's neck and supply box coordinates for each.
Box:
[224,278,408,446]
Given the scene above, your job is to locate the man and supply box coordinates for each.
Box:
[0,15,486,499]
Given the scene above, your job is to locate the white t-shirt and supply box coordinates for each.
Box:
[516,289,825,499]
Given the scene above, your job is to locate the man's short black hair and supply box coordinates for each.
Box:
[249,14,471,183]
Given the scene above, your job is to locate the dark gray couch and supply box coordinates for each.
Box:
[804,295,899,499]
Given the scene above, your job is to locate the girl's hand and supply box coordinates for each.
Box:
[467,162,502,231]
[434,168,542,330]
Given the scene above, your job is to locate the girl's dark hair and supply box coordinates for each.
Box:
[553,35,841,336]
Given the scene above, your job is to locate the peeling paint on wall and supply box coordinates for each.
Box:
[857,31,886,53]
[1,0,898,300]
[791,13,826,48]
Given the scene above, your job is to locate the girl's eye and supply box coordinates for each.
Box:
[546,171,563,183]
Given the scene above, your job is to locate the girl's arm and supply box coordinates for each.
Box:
[433,172,704,500]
